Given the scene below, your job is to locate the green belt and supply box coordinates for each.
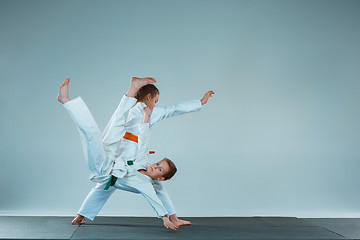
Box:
[104,160,134,190]
[104,175,117,190]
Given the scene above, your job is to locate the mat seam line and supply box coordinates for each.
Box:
[69,224,81,239]
[319,226,350,239]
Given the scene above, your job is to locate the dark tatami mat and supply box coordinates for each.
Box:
[0,216,352,240]
[304,218,360,240]
[0,216,78,239]
[73,217,345,240]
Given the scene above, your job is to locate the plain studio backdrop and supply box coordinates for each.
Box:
[1,0,360,218]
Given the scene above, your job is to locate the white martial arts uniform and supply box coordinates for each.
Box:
[65,95,202,220]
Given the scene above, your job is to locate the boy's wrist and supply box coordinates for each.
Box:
[143,116,150,123]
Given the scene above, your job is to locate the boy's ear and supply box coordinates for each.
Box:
[146,93,152,100]
[157,177,165,181]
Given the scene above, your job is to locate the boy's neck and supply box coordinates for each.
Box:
[138,169,150,178]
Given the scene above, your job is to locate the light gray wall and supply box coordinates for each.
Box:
[1,0,360,217]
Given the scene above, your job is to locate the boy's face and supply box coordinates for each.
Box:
[145,93,159,109]
[147,159,170,181]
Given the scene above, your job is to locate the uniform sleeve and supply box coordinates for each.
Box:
[135,123,150,163]
[149,100,202,126]
[138,183,168,218]
[152,181,176,216]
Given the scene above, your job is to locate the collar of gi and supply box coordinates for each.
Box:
[135,169,152,182]
[136,101,147,108]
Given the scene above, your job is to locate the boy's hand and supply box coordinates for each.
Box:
[143,106,153,123]
[201,90,215,105]
[162,216,178,231]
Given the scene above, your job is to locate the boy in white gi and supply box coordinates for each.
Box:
[58,77,214,230]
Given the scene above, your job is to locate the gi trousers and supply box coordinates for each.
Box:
[64,95,137,220]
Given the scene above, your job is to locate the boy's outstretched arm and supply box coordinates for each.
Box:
[149,90,215,124]
[136,108,177,231]
[152,181,191,227]
[201,90,215,105]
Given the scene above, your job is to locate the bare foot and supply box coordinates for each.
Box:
[172,219,192,227]
[72,214,86,225]
[58,78,71,104]
[132,77,156,87]
[126,77,156,98]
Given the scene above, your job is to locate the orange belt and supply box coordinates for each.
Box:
[123,132,138,143]
[122,132,155,154]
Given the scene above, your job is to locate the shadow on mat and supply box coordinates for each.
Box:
[81,223,161,228]
[82,223,227,230]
